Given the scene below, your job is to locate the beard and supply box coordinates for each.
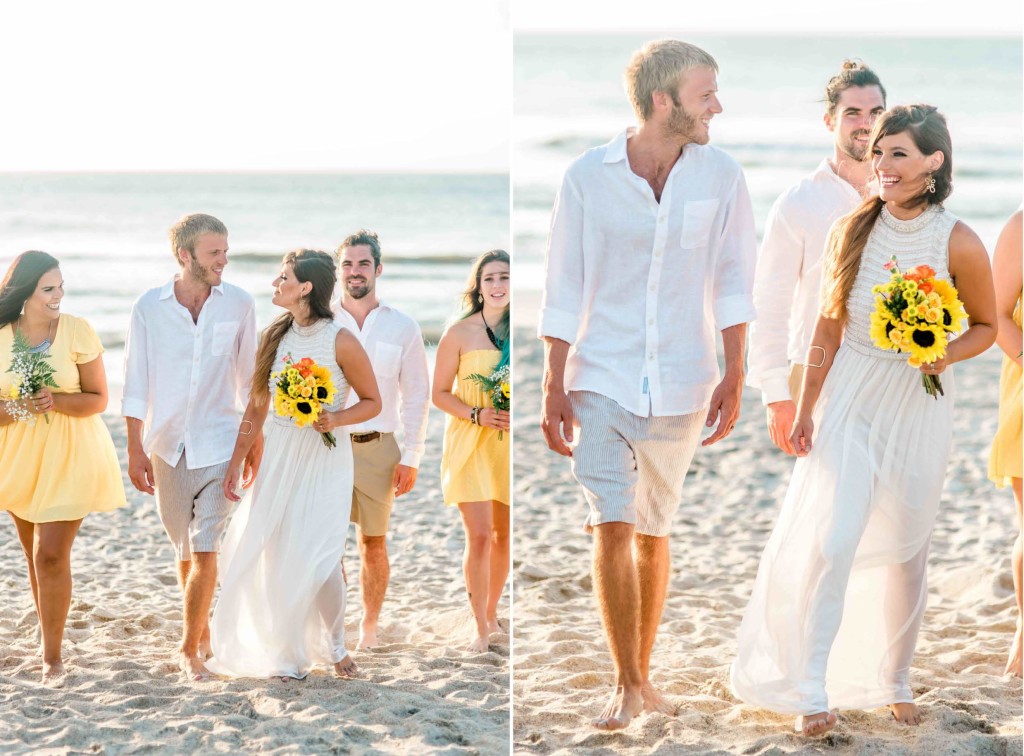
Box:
[666,102,707,145]
[188,255,221,286]
[839,130,871,161]
[344,277,372,299]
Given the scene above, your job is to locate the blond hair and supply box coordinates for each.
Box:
[168,213,228,265]
[624,40,718,122]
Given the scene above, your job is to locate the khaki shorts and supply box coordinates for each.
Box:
[152,452,232,561]
[350,432,402,537]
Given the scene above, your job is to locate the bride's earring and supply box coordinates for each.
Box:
[925,174,936,194]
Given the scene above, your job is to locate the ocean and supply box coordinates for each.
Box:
[0,172,510,397]
[514,34,1023,292]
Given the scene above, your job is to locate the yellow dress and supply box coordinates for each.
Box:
[990,296,1023,487]
[441,349,509,506]
[0,314,127,522]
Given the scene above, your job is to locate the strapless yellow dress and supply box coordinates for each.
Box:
[990,297,1023,487]
[0,315,127,522]
[440,349,509,506]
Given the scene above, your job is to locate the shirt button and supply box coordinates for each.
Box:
[649,284,656,292]
[648,319,654,325]
[654,251,662,258]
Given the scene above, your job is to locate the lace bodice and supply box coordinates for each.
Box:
[844,204,959,359]
[268,317,350,427]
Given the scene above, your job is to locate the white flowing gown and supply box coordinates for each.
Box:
[209,317,354,679]
[731,205,959,715]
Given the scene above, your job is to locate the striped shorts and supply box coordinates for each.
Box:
[569,391,704,538]
[152,452,232,560]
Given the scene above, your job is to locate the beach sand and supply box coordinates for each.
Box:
[0,410,509,754]
[512,309,1023,754]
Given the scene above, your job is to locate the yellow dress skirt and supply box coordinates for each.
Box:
[990,297,1023,487]
[440,349,510,506]
[0,314,127,523]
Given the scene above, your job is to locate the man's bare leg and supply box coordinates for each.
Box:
[458,501,493,652]
[634,532,676,715]
[177,559,212,660]
[33,519,83,686]
[357,532,389,650]
[486,501,510,634]
[180,551,217,680]
[592,522,643,730]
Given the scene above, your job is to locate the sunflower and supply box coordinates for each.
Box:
[929,278,959,308]
[904,322,948,366]
[290,399,319,427]
[941,298,968,333]
[870,311,899,351]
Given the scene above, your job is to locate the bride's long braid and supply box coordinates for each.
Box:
[250,250,336,407]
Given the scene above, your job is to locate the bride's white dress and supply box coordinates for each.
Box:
[731,205,959,715]
[209,317,354,679]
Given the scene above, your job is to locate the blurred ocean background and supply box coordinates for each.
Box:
[0,172,510,400]
[514,34,1022,296]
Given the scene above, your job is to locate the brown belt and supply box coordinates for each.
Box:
[350,431,381,444]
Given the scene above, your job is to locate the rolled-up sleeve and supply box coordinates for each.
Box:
[712,170,758,332]
[122,299,149,420]
[747,195,804,404]
[538,172,585,344]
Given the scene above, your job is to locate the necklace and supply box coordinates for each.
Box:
[18,315,55,352]
[481,311,504,350]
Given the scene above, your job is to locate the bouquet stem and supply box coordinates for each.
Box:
[922,374,944,399]
[320,431,337,448]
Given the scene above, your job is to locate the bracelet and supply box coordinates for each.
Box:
[470,407,481,425]
[806,346,827,369]
[238,420,253,436]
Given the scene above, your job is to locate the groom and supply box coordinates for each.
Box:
[539,40,756,729]
[748,60,886,452]
[123,213,258,681]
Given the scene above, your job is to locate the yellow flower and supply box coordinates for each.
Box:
[291,399,319,427]
[901,306,919,324]
[904,280,918,295]
[889,321,910,351]
[904,322,947,365]
[870,311,899,351]
[924,308,942,324]
[930,278,960,309]
[501,382,511,399]
[287,384,300,398]
[286,368,301,382]
[942,299,968,333]
[300,386,312,398]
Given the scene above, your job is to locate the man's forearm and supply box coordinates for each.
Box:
[542,337,570,393]
[126,416,146,452]
[721,323,747,379]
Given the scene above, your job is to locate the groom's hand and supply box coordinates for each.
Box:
[127,446,155,495]
[393,464,417,497]
[702,370,743,446]
[541,389,574,457]
[766,400,797,455]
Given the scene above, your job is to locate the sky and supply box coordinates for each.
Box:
[0,1,511,172]
[514,0,1022,36]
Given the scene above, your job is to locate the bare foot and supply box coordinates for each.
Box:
[41,660,68,688]
[486,617,501,635]
[467,635,489,653]
[199,627,213,661]
[1005,621,1023,677]
[333,655,360,679]
[592,685,643,730]
[889,702,921,726]
[794,711,837,736]
[179,653,212,682]
[357,624,377,651]
[641,681,678,716]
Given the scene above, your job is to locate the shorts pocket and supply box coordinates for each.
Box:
[374,342,403,378]
[211,321,239,356]
[679,199,720,249]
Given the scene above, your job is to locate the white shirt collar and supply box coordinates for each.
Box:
[159,274,224,300]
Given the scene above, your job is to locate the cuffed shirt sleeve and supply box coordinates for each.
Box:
[121,300,149,420]
[712,170,757,332]
[397,322,430,469]
[538,172,585,344]
[747,194,804,405]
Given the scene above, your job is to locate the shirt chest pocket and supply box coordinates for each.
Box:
[679,199,720,249]
[211,321,239,357]
[373,342,403,378]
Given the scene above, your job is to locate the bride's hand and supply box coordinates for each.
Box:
[312,412,340,433]
[790,416,815,457]
[223,465,243,502]
[919,357,948,375]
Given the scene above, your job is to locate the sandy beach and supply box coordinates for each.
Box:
[512,303,1023,754]
[0,408,509,754]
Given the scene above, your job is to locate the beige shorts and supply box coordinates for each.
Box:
[350,432,402,537]
[152,452,232,561]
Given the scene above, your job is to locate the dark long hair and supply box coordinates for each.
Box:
[457,249,510,369]
[821,104,952,323]
[251,249,337,406]
[0,251,61,329]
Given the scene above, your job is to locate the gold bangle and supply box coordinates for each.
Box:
[806,346,827,369]
[239,420,254,436]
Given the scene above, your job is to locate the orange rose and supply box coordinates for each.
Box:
[919,281,933,294]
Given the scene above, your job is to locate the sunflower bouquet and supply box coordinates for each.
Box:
[271,353,338,447]
[869,255,967,398]
[4,330,58,425]
[468,363,510,440]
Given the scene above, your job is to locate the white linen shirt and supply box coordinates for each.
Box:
[337,300,430,469]
[122,278,257,469]
[747,159,862,405]
[538,128,757,417]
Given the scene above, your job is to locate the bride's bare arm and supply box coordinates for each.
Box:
[790,314,844,456]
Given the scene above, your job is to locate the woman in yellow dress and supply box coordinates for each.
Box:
[0,251,127,686]
[433,249,510,652]
[989,209,1023,677]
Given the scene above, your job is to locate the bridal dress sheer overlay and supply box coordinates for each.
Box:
[731,205,959,714]
[209,317,354,679]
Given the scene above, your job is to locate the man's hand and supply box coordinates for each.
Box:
[702,371,743,446]
[766,400,797,455]
[541,389,575,456]
[393,464,418,497]
[127,446,155,495]
[242,432,264,489]
[223,465,243,503]
[790,416,814,457]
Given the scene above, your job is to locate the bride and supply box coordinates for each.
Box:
[208,249,381,680]
[730,105,996,735]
